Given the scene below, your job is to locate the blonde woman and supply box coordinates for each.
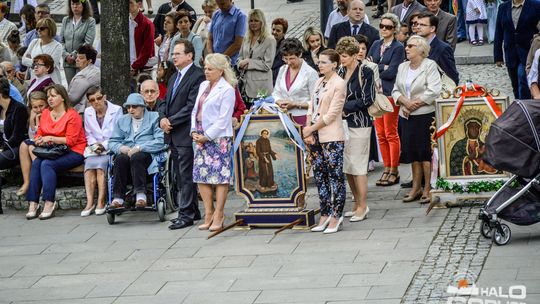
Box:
[392,35,441,204]
[191,54,237,231]
[237,9,276,100]
[302,26,326,73]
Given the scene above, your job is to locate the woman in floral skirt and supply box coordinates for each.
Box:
[191,53,236,231]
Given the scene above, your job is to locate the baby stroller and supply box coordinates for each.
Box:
[480,99,540,245]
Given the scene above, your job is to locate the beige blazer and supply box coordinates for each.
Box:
[392,58,441,117]
[238,35,276,98]
[307,73,346,143]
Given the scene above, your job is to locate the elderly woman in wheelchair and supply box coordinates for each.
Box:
[108,93,166,209]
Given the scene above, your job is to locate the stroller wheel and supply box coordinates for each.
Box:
[107,213,116,225]
[492,223,511,246]
[480,221,492,238]
[157,198,166,222]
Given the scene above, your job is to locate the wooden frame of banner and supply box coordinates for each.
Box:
[435,96,509,180]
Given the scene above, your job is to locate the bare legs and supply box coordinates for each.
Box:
[84,170,96,211]
[346,174,368,214]
[421,161,431,199]
[17,142,35,196]
[198,184,214,229]
[197,183,228,230]
[83,169,107,211]
[406,161,431,199]
[96,170,106,209]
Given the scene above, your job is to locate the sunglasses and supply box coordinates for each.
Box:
[37,27,48,31]
[32,63,46,69]
[379,24,395,30]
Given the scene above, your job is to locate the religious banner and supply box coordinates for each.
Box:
[232,98,315,229]
[435,96,509,179]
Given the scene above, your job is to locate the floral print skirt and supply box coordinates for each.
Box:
[192,123,233,184]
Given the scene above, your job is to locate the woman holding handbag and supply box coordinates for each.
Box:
[237,9,276,101]
[367,13,405,187]
[25,84,87,220]
[336,37,375,222]
[81,86,123,217]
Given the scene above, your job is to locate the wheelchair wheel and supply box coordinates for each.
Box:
[492,223,511,246]
[164,152,180,212]
[480,221,492,239]
[157,198,166,222]
[106,212,115,225]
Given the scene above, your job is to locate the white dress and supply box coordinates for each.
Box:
[466,0,488,24]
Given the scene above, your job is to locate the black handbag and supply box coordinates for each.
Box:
[32,144,70,160]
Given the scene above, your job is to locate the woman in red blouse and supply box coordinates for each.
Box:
[25,84,87,220]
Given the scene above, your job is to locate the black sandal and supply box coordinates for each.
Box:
[376,172,390,186]
[380,172,400,186]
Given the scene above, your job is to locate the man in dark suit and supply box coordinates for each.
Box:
[494,0,540,100]
[390,0,426,23]
[328,0,379,50]
[160,39,205,230]
[417,12,459,85]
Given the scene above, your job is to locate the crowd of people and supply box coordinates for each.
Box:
[0,0,538,235]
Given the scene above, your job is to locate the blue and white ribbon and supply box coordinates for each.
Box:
[233,96,306,156]
[230,97,307,187]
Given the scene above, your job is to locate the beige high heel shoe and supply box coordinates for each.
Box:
[198,213,214,230]
[39,202,58,220]
[25,203,41,220]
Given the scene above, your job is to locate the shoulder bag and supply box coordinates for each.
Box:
[33,143,70,160]
[358,64,392,118]
[437,65,457,98]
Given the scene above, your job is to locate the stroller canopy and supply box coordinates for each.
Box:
[484,100,540,178]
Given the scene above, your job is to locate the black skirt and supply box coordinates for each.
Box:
[399,112,435,164]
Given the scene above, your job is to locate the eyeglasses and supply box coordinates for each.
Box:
[126,105,140,109]
[379,24,395,30]
[37,27,48,31]
[32,63,46,69]
[142,89,158,94]
[88,95,104,103]
[406,44,417,48]
[411,21,418,27]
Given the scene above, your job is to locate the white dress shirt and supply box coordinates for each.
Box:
[324,9,370,38]
[528,48,540,88]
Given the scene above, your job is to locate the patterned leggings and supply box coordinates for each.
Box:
[309,133,346,218]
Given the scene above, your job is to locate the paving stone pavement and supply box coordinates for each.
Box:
[402,207,492,303]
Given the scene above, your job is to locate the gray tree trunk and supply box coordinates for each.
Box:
[101,1,130,106]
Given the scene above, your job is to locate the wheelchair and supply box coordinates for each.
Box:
[105,151,180,224]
